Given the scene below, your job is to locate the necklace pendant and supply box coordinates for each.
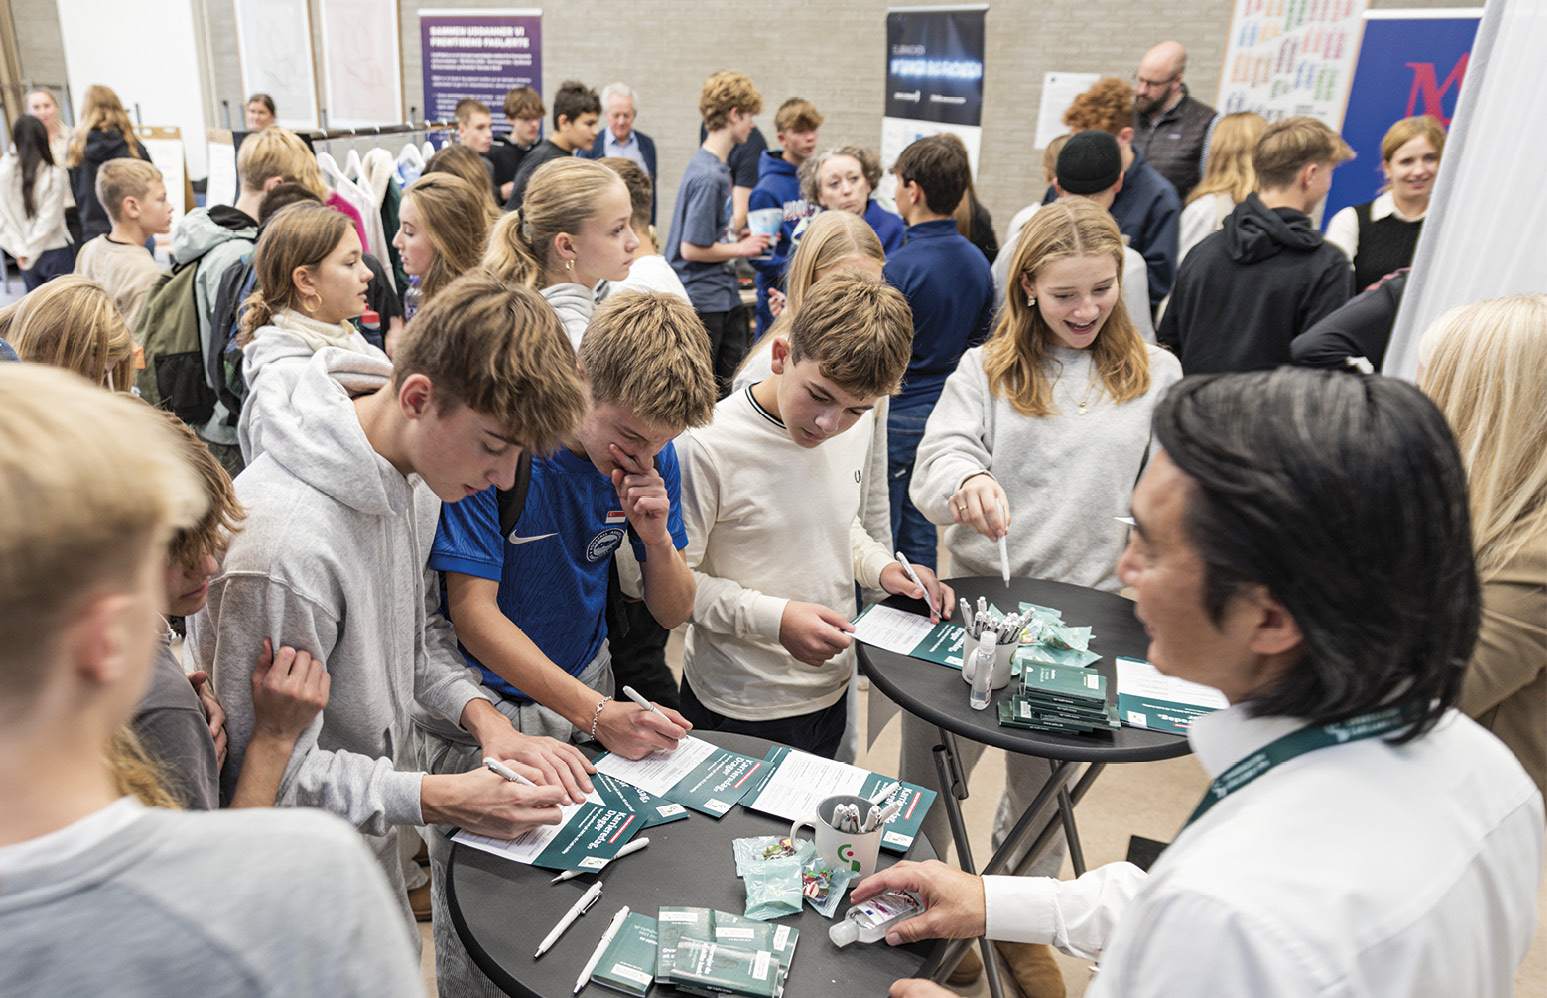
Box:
[1078,402,1087,415]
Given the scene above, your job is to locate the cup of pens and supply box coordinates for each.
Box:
[961,599,1024,706]
[789,794,885,879]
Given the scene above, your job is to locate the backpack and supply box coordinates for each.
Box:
[208,252,259,425]
[134,261,212,424]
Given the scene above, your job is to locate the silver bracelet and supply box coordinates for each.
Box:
[590,696,613,741]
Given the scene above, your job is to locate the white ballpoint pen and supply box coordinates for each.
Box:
[895,552,938,618]
[551,837,651,883]
[621,685,669,720]
[535,879,603,959]
[574,905,631,993]
[996,499,1011,588]
[869,781,900,805]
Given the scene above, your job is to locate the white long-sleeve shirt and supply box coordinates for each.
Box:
[679,386,893,720]
[981,705,1543,997]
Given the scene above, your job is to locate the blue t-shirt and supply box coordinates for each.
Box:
[883,218,995,411]
[429,442,688,700]
[666,148,738,314]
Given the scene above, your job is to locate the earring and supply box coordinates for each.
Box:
[565,258,575,272]
[1026,294,1036,307]
[302,293,322,314]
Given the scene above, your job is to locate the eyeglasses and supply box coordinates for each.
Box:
[1132,72,1179,90]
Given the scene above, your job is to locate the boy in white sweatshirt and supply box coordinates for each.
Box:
[679,272,953,757]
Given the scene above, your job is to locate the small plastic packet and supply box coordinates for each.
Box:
[1017,642,1101,669]
[732,835,813,878]
[800,857,858,918]
[744,855,803,921]
[1039,622,1093,651]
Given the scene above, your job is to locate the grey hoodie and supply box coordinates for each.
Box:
[238,321,387,465]
[171,206,258,445]
[187,347,491,916]
[542,282,596,349]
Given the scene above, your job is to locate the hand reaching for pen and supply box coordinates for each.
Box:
[779,602,854,667]
[948,473,1010,542]
[878,563,955,624]
[609,444,671,549]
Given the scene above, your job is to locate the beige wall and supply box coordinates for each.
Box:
[18,0,1481,237]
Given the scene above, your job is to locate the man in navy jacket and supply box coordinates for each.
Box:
[580,82,657,225]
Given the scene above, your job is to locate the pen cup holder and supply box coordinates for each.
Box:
[961,632,1015,691]
[789,793,883,878]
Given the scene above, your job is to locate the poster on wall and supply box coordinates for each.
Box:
[1324,9,1480,220]
[317,0,402,128]
[1216,0,1371,128]
[879,5,988,201]
[419,8,542,133]
[232,0,319,130]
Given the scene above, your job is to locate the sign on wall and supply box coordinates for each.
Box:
[232,0,320,130]
[317,0,402,128]
[419,8,542,133]
[1324,9,1480,220]
[880,5,988,197]
[1216,0,1371,128]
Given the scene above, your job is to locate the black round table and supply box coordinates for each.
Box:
[857,576,1190,998]
[447,731,938,998]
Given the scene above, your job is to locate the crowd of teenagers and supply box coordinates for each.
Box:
[0,38,1542,998]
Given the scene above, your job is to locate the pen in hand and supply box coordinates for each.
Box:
[621,685,670,720]
[484,756,540,787]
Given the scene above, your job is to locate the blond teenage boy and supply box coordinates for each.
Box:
[0,365,422,997]
[187,273,595,937]
[679,273,952,757]
[73,157,172,328]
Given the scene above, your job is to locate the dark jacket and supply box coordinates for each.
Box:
[1133,85,1217,200]
[1158,194,1354,374]
[71,129,152,241]
[883,218,995,411]
[1290,269,1407,372]
[961,191,998,265]
[579,129,658,224]
[504,140,575,211]
[485,134,532,191]
[747,151,811,335]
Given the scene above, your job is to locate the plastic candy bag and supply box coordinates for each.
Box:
[743,855,803,921]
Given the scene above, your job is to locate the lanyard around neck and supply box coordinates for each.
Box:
[1183,707,1413,830]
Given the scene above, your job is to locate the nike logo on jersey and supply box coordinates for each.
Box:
[508,532,557,545]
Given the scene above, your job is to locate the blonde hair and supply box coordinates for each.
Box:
[238,202,352,345]
[787,271,912,399]
[402,173,493,302]
[483,158,625,290]
[95,158,163,225]
[774,98,823,134]
[1187,112,1266,207]
[10,276,136,389]
[1419,294,1547,580]
[1378,115,1446,195]
[1042,134,1070,186]
[237,127,327,199]
[580,291,716,431]
[1064,78,1134,136]
[737,210,887,380]
[393,270,587,454]
[984,199,1151,416]
[938,132,981,240]
[699,71,762,132]
[108,727,182,808]
[424,144,501,220]
[0,364,205,716]
[67,85,140,169]
[161,412,246,571]
[1254,116,1355,190]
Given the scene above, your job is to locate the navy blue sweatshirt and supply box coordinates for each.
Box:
[748,151,815,335]
[883,218,994,410]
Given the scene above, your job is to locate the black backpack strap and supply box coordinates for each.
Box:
[496,450,535,540]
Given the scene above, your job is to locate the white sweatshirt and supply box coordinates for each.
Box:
[680,387,894,719]
[910,344,1182,592]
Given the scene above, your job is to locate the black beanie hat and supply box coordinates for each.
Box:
[1056,131,1122,195]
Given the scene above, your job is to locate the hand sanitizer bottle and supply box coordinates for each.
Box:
[828,891,925,947]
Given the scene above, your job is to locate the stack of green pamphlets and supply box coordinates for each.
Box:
[1001,663,1118,734]
[590,912,658,997]
[657,908,798,997]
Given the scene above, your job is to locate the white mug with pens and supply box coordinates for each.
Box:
[789,793,885,878]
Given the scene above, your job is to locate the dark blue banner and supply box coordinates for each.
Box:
[1326,13,1479,221]
[885,7,986,128]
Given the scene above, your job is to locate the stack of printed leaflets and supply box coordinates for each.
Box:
[1002,662,1120,735]
[593,736,768,818]
[590,911,658,997]
[658,907,797,997]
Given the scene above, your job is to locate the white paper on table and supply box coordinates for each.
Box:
[451,797,591,864]
[592,734,719,797]
[1116,659,1229,710]
[851,604,936,656]
[1035,72,1102,149]
[744,751,870,822]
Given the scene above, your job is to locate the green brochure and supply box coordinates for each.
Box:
[656,907,714,985]
[669,937,782,998]
[590,912,658,997]
[1020,663,1107,705]
[851,603,968,668]
[451,798,640,871]
[1115,657,1228,735]
[743,746,936,854]
[665,748,767,818]
[591,771,689,828]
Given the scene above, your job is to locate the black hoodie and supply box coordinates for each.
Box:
[70,128,152,241]
[1158,193,1354,374]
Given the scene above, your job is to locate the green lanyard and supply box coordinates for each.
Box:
[1183,707,1414,830]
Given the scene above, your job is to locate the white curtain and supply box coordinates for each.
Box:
[1384,0,1547,380]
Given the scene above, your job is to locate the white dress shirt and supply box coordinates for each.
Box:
[982,704,1543,997]
[1325,190,1426,263]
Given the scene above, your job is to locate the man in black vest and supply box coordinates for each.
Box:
[1132,41,1218,200]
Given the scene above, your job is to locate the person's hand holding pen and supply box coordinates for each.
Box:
[878,560,954,624]
[594,689,693,761]
[779,602,855,667]
[608,444,672,548]
[946,472,1010,543]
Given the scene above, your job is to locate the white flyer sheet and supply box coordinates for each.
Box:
[592,735,719,797]
[743,752,870,822]
[851,603,938,656]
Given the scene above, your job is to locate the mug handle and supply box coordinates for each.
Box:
[789,816,816,844]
